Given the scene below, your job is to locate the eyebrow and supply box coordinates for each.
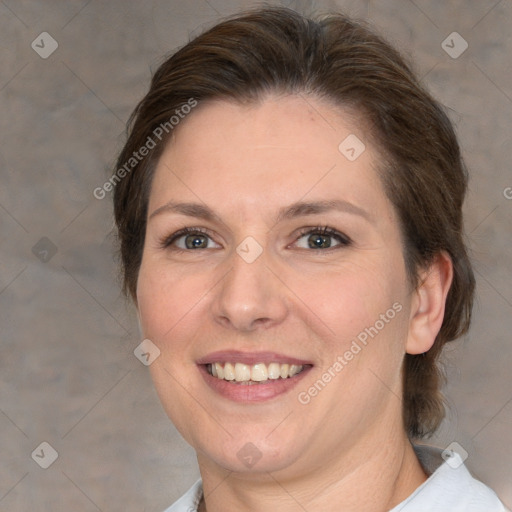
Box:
[275,199,372,223]
[149,199,372,223]
[149,201,222,222]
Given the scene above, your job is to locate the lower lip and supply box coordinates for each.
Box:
[198,365,312,403]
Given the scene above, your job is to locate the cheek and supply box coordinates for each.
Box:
[136,260,208,343]
[291,261,410,390]
[293,262,401,336]
[136,262,210,434]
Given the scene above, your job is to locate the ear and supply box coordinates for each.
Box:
[406,251,454,355]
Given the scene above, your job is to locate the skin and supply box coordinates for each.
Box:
[136,94,453,512]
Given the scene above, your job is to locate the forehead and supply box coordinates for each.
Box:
[149,95,390,222]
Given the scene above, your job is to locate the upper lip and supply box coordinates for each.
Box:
[196,350,313,366]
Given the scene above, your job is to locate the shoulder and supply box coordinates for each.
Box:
[390,444,509,512]
[162,479,203,512]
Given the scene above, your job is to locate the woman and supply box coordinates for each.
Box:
[113,7,509,512]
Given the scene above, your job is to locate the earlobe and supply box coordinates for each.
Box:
[406,251,454,355]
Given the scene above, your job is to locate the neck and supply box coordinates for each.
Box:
[197,432,427,512]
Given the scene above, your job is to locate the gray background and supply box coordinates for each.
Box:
[0,0,511,510]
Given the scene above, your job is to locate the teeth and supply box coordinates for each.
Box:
[289,364,301,377]
[235,363,251,381]
[223,362,235,381]
[214,362,224,379]
[267,362,280,380]
[208,362,305,382]
[251,363,268,381]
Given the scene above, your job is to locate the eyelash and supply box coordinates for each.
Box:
[294,226,352,249]
[159,225,352,251]
[159,227,210,250]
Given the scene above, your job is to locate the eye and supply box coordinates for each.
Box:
[160,228,221,250]
[294,226,351,250]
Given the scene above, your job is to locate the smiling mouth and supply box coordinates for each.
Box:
[206,362,309,384]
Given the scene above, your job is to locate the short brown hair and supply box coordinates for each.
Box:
[113,7,475,438]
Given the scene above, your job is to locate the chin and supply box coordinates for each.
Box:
[202,437,304,475]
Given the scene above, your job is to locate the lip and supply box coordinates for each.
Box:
[198,363,313,402]
[196,350,313,366]
[196,351,314,403]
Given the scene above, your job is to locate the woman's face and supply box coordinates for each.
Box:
[137,95,415,476]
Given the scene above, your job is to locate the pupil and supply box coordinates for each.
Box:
[186,234,206,249]
[309,234,330,249]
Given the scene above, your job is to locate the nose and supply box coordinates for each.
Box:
[211,248,288,332]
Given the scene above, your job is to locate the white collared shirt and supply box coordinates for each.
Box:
[163,445,509,512]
